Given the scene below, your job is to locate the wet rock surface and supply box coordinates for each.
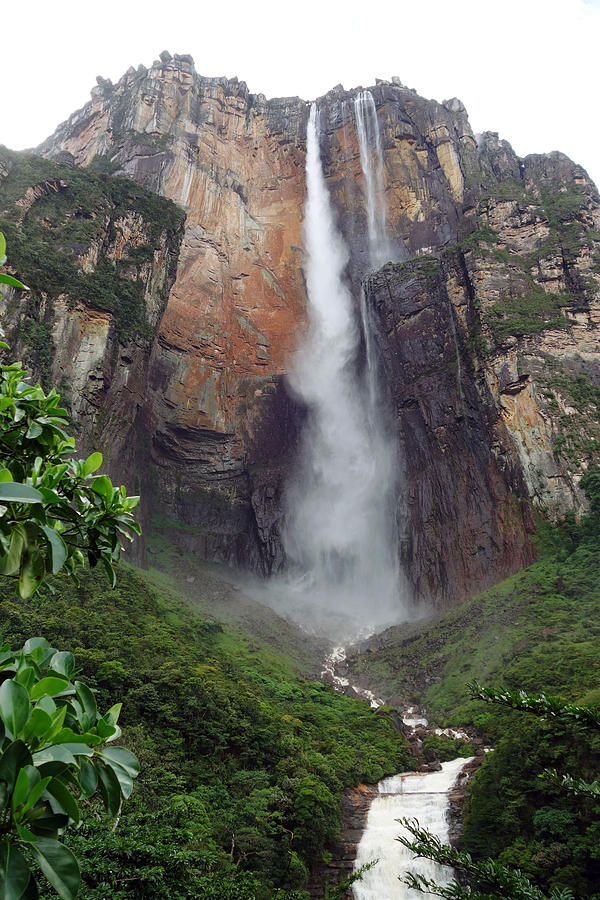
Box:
[19,53,600,604]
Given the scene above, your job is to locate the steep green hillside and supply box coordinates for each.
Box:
[347,524,600,730]
[0,564,412,899]
[347,470,600,896]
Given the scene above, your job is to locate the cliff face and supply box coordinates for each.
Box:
[38,53,309,570]
[9,52,598,606]
[0,148,184,501]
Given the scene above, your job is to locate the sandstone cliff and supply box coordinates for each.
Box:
[1,52,597,607]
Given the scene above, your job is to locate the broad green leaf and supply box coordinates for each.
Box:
[39,528,67,576]
[23,639,51,658]
[95,717,117,740]
[45,780,79,825]
[19,553,45,600]
[30,679,73,702]
[23,709,53,744]
[74,682,96,732]
[0,234,5,262]
[25,423,42,440]
[29,810,68,838]
[82,452,102,476]
[48,653,75,679]
[0,471,12,484]
[53,729,102,747]
[36,705,66,750]
[34,696,56,716]
[0,840,31,900]
[0,484,42,504]
[31,746,75,770]
[90,476,113,502]
[100,557,116,589]
[0,531,24,577]
[94,759,121,815]
[13,668,35,693]
[0,681,30,739]
[30,838,80,900]
[0,743,33,794]
[18,774,51,819]
[105,703,122,726]
[16,825,37,844]
[50,743,92,758]
[12,767,39,814]
[77,759,97,798]
[96,747,139,780]
[96,748,139,799]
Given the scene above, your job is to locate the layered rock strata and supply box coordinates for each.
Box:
[3,51,596,604]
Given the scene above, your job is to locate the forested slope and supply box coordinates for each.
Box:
[347,471,600,896]
[0,565,412,898]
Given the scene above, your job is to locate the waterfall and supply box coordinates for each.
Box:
[280,103,404,641]
[353,758,474,899]
[354,90,392,269]
[354,91,396,411]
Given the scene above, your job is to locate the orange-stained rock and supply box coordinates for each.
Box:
[31,56,600,603]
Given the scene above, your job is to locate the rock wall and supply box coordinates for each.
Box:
[8,52,597,606]
[0,148,184,513]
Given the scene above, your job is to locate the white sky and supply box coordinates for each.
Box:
[2,0,599,188]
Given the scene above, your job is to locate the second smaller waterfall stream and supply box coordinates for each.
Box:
[352,758,474,899]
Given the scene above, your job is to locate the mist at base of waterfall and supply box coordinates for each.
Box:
[265,101,413,644]
[243,568,418,645]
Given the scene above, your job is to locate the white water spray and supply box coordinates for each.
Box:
[353,758,474,899]
[280,103,403,641]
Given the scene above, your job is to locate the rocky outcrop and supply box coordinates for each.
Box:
[4,53,597,605]
[308,784,377,899]
[365,255,536,603]
[448,755,484,846]
[362,141,600,603]
[0,147,184,505]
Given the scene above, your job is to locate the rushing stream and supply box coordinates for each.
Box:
[352,758,474,899]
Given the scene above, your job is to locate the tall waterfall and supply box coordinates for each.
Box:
[280,103,403,640]
[354,90,392,268]
[353,758,473,898]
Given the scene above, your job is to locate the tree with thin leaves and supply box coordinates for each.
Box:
[396,681,600,899]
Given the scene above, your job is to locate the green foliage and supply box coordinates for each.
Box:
[397,818,574,899]
[348,470,600,731]
[421,733,475,762]
[348,474,600,895]
[541,188,589,230]
[0,350,140,597]
[0,233,142,897]
[0,563,413,897]
[0,636,139,899]
[0,147,184,350]
[544,374,600,467]
[483,288,573,341]
[0,232,140,597]
[399,683,600,898]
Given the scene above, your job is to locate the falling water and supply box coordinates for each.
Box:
[280,103,403,641]
[353,758,474,899]
[354,90,397,409]
[354,91,392,268]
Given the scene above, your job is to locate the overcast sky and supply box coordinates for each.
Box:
[2,0,599,187]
